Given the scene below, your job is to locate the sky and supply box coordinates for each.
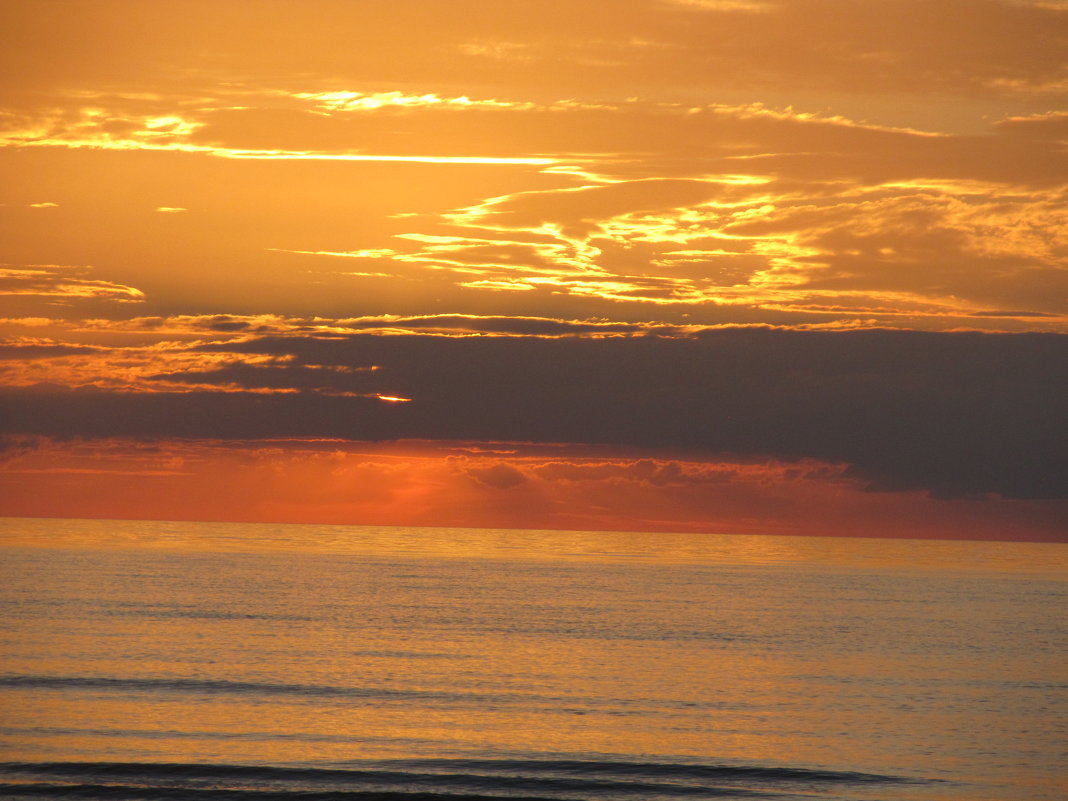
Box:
[0,0,1065,541]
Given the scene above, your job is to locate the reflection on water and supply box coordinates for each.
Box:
[1,516,1065,573]
[0,517,1065,801]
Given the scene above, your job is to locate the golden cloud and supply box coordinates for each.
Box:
[0,265,145,303]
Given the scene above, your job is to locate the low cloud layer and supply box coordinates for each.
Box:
[2,328,1064,499]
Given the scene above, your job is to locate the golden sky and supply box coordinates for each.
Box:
[1,0,1066,540]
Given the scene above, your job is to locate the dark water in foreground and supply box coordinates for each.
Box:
[0,518,1065,801]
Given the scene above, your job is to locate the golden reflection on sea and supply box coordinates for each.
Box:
[0,517,1064,574]
[0,518,1065,801]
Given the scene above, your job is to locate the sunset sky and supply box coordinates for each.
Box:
[1,0,1065,540]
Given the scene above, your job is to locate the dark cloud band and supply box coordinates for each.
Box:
[2,328,1064,499]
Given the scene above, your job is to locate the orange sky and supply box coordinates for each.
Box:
[1,0,1065,540]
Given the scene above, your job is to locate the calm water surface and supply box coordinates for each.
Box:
[0,518,1065,801]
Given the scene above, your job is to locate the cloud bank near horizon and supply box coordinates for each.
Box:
[2,328,1065,501]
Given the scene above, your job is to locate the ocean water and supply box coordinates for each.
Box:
[0,518,1065,801]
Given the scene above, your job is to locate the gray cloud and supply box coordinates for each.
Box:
[468,463,529,489]
[3,328,1065,499]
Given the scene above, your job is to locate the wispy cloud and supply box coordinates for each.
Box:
[0,265,145,303]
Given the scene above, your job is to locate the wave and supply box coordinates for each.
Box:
[0,760,931,801]
[360,759,916,784]
[0,675,433,701]
[0,786,576,801]
[0,675,732,714]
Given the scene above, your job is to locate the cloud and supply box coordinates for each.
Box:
[0,339,102,360]
[3,0,1062,103]
[529,458,745,486]
[335,314,685,337]
[468,462,529,489]
[0,101,555,164]
[0,331,293,392]
[993,110,1068,138]
[61,311,697,340]
[4,436,1063,540]
[0,433,42,461]
[0,265,145,303]
[293,91,528,112]
[148,361,382,396]
[3,83,1063,329]
[5,70,1065,177]
[145,98,1058,327]
[354,163,1067,321]
[1,328,1065,499]
[667,0,774,11]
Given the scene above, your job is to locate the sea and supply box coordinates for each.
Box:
[0,517,1064,801]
